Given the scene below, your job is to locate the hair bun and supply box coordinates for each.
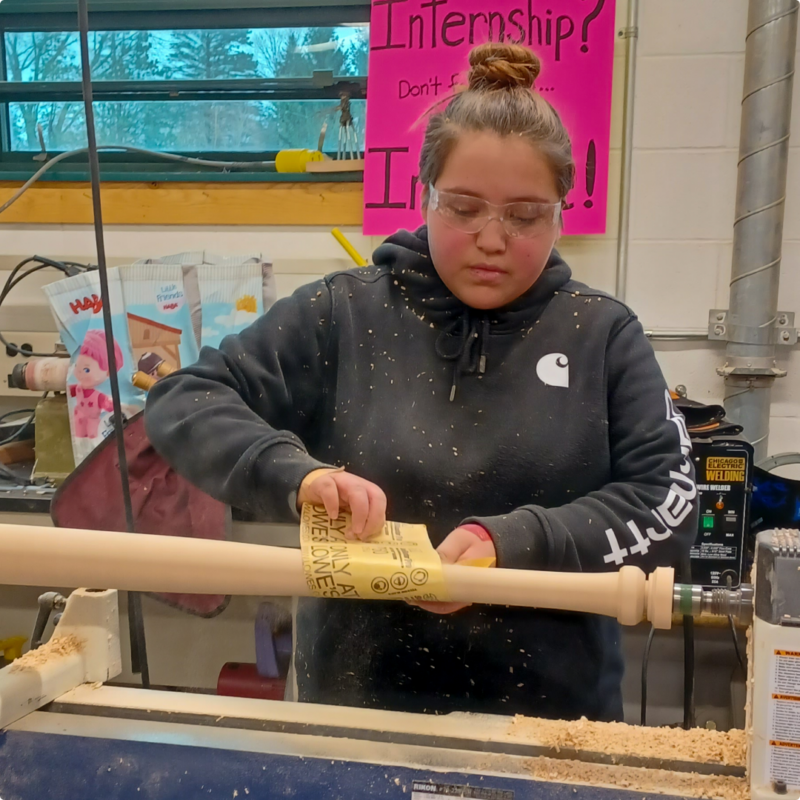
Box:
[468,43,541,92]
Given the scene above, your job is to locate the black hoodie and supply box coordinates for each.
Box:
[145,227,697,720]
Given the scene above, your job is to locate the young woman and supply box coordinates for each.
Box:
[146,42,696,721]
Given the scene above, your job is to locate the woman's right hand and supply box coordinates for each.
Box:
[298,469,387,541]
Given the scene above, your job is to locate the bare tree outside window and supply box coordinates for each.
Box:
[4,24,369,153]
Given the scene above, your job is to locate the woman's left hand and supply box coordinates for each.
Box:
[411,526,497,615]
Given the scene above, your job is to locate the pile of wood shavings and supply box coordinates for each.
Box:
[8,634,84,673]
[524,756,748,800]
[508,715,747,766]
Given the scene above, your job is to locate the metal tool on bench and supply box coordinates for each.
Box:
[29,591,67,650]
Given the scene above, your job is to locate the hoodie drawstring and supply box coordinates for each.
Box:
[435,312,490,402]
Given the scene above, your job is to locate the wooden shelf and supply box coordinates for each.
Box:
[0,181,364,226]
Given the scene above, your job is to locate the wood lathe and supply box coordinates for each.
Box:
[0,523,795,800]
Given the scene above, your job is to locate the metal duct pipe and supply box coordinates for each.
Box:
[721,0,798,462]
[615,0,639,302]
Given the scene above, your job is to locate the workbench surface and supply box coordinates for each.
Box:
[0,708,704,800]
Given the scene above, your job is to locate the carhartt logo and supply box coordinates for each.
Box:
[536,353,569,387]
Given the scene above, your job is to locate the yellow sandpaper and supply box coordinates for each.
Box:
[460,557,497,568]
[299,504,451,602]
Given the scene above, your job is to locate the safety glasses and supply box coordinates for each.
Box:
[428,185,561,239]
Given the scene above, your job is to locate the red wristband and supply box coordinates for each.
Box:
[460,524,493,542]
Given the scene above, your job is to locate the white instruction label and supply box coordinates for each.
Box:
[769,650,800,787]
[776,650,800,695]
[412,782,513,800]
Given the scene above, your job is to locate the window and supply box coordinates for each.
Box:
[0,4,370,177]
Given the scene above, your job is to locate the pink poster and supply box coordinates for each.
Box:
[363,0,616,236]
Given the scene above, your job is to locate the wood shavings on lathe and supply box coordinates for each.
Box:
[524,756,748,800]
[8,634,84,673]
[507,716,747,766]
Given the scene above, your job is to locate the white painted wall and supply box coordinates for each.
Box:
[629,0,800,457]
[0,0,796,724]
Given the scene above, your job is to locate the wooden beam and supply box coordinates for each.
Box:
[0,181,364,226]
[0,440,35,465]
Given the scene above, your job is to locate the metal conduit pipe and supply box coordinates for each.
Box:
[615,0,639,303]
[720,0,798,462]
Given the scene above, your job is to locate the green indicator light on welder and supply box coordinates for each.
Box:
[702,515,715,530]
